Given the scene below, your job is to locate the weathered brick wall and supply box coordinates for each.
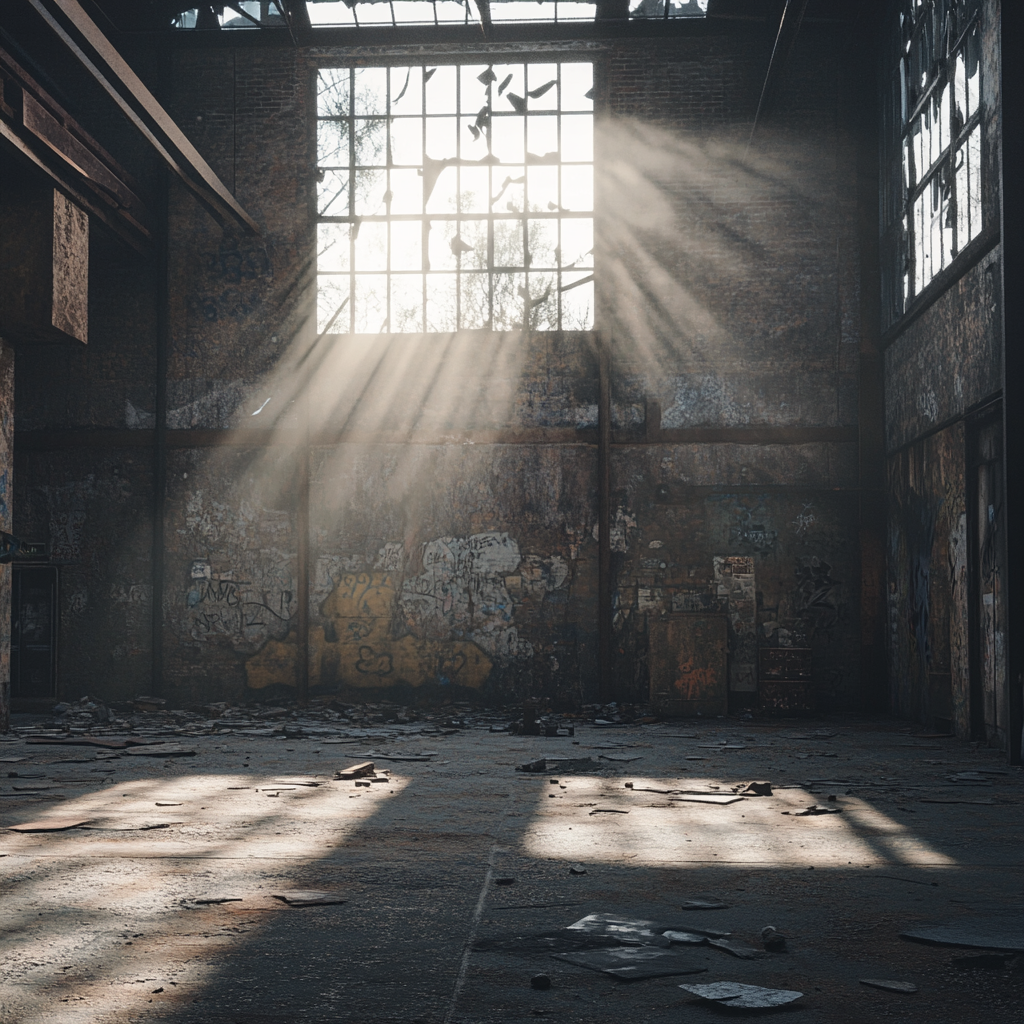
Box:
[601,30,864,707]
[13,22,869,710]
[883,0,1004,735]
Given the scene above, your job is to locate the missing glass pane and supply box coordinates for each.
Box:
[317,62,594,333]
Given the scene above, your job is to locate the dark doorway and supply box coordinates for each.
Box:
[11,564,58,700]
[968,405,1006,747]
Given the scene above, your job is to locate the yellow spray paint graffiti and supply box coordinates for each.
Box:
[244,571,492,690]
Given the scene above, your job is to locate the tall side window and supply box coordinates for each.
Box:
[316,62,595,334]
[881,0,983,326]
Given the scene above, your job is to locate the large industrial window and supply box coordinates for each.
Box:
[881,0,984,326]
[315,62,594,333]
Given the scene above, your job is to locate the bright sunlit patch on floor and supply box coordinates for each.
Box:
[0,772,410,1022]
[518,775,960,869]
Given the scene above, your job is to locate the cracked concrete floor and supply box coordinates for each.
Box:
[2,716,1023,1023]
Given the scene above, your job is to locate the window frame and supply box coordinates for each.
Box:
[314,57,596,335]
[881,0,985,329]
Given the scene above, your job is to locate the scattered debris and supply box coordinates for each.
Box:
[79,821,179,831]
[25,737,154,749]
[566,914,670,946]
[155,801,182,807]
[680,900,729,910]
[782,805,842,816]
[271,891,346,907]
[670,794,743,805]
[707,937,761,959]
[194,895,244,905]
[679,981,803,1009]
[589,807,629,815]
[495,877,516,886]
[553,946,707,980]
[518,758,548,773]
[950,953,1017,969]
[900,923,1024,952]
[760,925,787,952]
[124,746,196,758]
[859,979,918,993]
[530,973,551,990]
[568,864,587,875]
[741,781,773,796]
[8,817,91,832]
[335,762,376,781]
[598,755,643,763]
[662,931,708,945]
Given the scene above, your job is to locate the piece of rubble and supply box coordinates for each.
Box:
[860,979,918,993]
[8,817,92,832]
[760,925,787,952]
[662,931,708,945]
[271,891,346,907]
[900,922,1024,952]
[741,781,773,796]
[707,937,761,959]
[671,794,743,806]
[782,805,842,816]
[193,895,244,905]
[679,981,803,1009]
[518,758,548,773]
[335,762,375,781]
[530,974,551,990]
[566,914,670,946]
[124,745,196,758]
[951,953,1016,969]
[589,807,629,815]
[569,863,587,875]
[553,946,707,980]
[680,900,728,910]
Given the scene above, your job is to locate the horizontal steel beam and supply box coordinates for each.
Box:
[28,0,259,234]
[0,44,153,251]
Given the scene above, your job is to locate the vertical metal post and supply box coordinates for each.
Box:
[853,6,886,714]
[151,47,170,700]
[296,424,310,705]
[1000,0,1023,764]
[597,332,612,702]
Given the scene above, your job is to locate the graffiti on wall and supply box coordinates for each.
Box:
[171,491,298,656]
[245,531,570,693]
[714,555,757,692]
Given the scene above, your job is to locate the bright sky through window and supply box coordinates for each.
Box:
[316,63,594,333]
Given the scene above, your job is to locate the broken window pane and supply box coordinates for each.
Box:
[317,60,595,332]
[881,0,985,321]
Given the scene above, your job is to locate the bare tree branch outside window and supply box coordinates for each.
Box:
[316,62,595,333]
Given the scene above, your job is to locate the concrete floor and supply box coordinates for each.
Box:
[2,714,1023,1023]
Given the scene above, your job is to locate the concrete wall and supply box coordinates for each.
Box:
[13,23,869,709]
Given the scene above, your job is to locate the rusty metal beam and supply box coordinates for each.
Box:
[748,0,809,147]
[27,0,259,234]
[0,44,153,251]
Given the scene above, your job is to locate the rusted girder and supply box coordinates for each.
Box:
[0,44,153,252]
[27,0,260,234]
